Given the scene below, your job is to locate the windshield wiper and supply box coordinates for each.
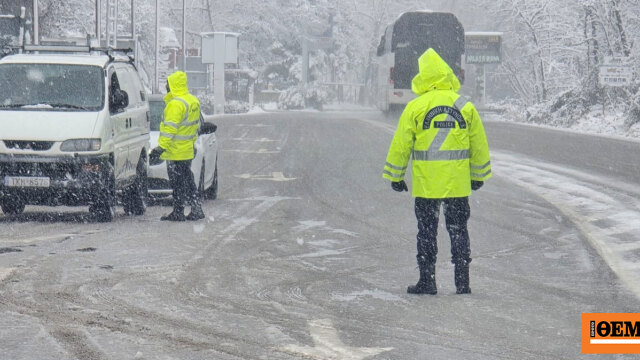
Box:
[0,103,90,110]
[49,103,89,110]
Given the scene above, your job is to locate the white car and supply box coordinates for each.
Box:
[147,94,218,199]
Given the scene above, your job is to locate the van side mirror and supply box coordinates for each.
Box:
[200,122,217,135]
[110,89,129,112]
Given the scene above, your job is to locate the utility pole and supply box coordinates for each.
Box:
[155,0,160,92]
[96,0,101,45]
[17,6,25,51]
[182,0,186,71]
[302,37,309,84]
[130,0,138,68]
[130,0,135,39]
[106,0,117,48]
[32,0,38,45]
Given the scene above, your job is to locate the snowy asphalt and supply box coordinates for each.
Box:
[0,110,639,359]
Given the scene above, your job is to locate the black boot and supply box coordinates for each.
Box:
[161,207,185,221]
[407,256,437,295]
[454,260,471,294]
[186,202,205,221]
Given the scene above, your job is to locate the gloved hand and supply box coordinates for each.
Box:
[471,180,484,191]
[149,146,165,162]
[391,180,409,192]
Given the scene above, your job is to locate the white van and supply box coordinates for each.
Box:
[0,47,150,222]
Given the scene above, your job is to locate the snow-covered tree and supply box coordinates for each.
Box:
[10,0,640,123]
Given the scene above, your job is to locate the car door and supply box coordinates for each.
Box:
[200,115,217,189]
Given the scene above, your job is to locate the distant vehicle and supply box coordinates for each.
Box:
[0,45,150,222]
[147,94,218,200]
[374,10,465,113]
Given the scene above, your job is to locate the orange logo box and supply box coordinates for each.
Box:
[582,313,640,354]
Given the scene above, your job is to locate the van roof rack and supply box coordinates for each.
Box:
[4,44,134,64]
[23,44,92,52]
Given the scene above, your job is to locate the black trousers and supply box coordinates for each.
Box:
[167,160,199,209]
[415,197,471,265]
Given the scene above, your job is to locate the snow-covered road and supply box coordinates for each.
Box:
[0,111,638,359]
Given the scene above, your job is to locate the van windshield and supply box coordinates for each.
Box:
[0,64,104,111]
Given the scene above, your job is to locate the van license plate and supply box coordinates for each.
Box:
[4,176,50,188]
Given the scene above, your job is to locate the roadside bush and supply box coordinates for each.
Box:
[225,100,250,114]
[278,84,333,110]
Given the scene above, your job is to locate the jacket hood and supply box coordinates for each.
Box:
[167,71,189,96]
[411,48,460,95]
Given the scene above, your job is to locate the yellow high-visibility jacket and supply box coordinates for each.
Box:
[383,48,492,198]
[159,71,200,161]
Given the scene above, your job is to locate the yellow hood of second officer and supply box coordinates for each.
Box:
[167,71,189,97]
[411,48,460,96]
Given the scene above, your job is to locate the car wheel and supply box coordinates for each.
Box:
[204,158,218,200]
[90,167,116,222]
[123,157,148,216]
[0,195,25,215]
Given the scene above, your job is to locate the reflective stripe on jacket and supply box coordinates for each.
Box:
[159,71,200,161]
[383,48,492,198]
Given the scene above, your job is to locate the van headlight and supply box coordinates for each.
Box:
[61,139,101,152]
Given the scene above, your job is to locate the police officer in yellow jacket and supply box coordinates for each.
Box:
[383,49,491,295]
[149,71,204,221]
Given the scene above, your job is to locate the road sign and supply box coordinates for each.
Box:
[465,32,502,64]
[185,71,209,89]
[201,32,239,64]
[599,56,633,87]
[201,32,240,114]
[176,56,208,72]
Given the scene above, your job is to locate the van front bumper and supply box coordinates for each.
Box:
[0,154,112,206]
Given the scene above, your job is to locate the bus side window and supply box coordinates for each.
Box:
[377,34,386,56]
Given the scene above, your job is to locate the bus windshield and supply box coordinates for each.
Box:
[0,64,104,111]
[389,12,465,89]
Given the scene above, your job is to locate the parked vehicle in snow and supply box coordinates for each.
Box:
[374,10,466,113]
[147,94,218,200]
[0,45,150,221]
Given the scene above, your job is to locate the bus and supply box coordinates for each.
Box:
[374,11,465,113]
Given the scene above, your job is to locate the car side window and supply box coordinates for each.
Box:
[115,65,139,107]
[126,66,146,103]
[108,70,122,113]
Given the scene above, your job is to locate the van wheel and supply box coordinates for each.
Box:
[0,195,25,215]
[204,159,218,200]
[123,158,148,216]
[90,170,116,222]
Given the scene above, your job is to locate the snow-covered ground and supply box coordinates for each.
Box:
[493,105,640,141]
[494,150,640,300]
[2,110,639,359]
[480,108,640,303]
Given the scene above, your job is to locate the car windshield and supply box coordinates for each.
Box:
[149,100,164,131]
[0,63,104,111]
